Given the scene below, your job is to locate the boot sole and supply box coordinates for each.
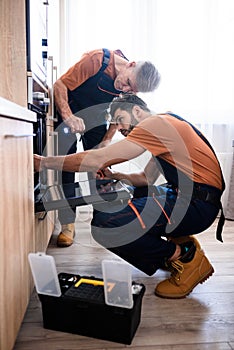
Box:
[57,233,75,248]
[57,242,73,247]
[155,266,214,299]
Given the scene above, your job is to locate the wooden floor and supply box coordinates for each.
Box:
[14,209,234,350]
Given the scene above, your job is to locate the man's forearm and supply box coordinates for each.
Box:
[102,124,117,142]
[54,79,72,120]
[34,139,145,175]
[42,155,68,171]
[41,150,105,173]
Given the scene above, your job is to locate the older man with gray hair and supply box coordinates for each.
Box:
[53,48,160,248]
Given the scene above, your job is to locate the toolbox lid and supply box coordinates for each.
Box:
[28,252,61,297]
[102,259,133,309]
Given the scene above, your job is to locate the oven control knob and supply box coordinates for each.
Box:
[33,92,50,106]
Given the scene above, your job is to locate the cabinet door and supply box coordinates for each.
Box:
[0,0,27,106]
[0,117,35,350]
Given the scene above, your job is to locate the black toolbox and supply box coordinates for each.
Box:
[38,273,145,345]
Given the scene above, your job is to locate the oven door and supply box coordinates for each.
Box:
[34,180,132,213]
[29,103,47,194]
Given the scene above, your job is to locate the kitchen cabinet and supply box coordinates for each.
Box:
[0,99,36,350]
[0,0,57,346]
[0,0,27,107]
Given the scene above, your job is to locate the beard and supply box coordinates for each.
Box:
[120,124,135,137]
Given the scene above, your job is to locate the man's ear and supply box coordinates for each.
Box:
[127,61,136,68]
[132,105,143,121]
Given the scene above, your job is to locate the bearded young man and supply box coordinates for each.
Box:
[34,94,225,299]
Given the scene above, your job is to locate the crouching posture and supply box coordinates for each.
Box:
[34,94,225,299]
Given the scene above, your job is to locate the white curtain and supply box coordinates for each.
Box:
[49,0,234,214]
[55,0,234,120]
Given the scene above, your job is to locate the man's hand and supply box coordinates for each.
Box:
[34,154,45,172]
[54,79,85,134]
[96,167,114,180]
[64,114,85,134]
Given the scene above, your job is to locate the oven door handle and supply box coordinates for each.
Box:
[47,56,57,122]
[49,131,58,155]
[4,133,36,139]
[48,131,58,183]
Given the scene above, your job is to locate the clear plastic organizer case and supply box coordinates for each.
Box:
[28,252,61,297]
[102,259,133,309]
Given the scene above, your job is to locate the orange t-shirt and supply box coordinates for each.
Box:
[126,114,222,190]
[60,49,117,91]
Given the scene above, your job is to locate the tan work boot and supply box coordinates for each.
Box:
[169,235,201,250]
[155,239,214,298]
[57,223,75,247]
[162,235,201,271]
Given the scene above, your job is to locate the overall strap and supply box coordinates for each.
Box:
[100,48,129,72]
[167,112,226,242]
[100,48,111,72]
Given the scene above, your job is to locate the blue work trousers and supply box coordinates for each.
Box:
[91,184,220,275]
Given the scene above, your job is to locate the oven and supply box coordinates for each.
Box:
[26,0,50,194]
[28,102,47,196]
[26,0,49,86]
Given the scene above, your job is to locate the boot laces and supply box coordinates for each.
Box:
[170,260,184,282]
[62,224,74,233]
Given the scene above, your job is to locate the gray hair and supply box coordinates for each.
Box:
[135,61,161,92]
